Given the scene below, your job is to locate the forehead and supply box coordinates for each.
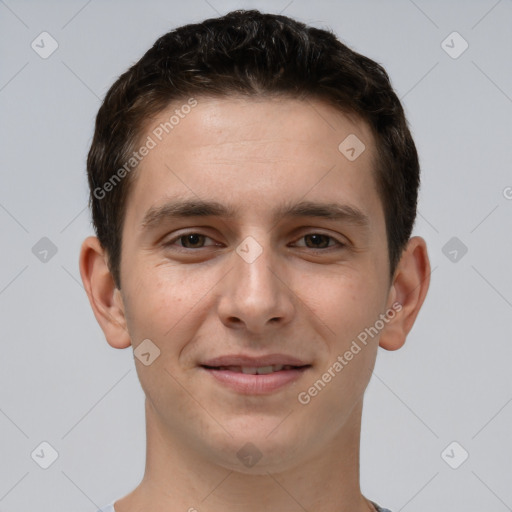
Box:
[140,95,374,159]
[125,96,383,231]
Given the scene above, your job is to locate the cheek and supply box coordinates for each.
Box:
[298,265,384,345]
[298,273,381,402]
[122,263,215,346]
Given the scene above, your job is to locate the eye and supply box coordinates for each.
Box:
[163,231,345,252]
[165,232,219,250]
[292,233,345,250]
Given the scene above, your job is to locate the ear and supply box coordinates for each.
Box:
[79,236,131,349]
[379,236,431,351]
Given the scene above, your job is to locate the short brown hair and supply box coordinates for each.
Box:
[87,9,420,289]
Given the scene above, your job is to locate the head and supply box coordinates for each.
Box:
[80,10,430,474]
[87,9,420,289]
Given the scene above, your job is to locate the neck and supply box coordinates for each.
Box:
[115,398,373,512]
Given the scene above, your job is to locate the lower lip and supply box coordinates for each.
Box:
[201,367,309,395]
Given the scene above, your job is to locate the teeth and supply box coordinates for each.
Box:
[256,365,274,375]
[219,364,290,374]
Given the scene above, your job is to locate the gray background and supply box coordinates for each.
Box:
[1,0,511,510]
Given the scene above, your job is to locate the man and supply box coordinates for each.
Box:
[80,9,430,512]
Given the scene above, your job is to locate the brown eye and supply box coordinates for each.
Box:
[293,233,344,250]
[164,232,219,250]
[179,234,206,248]
[303,234,332,249]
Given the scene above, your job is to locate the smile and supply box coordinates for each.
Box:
[203,364,304,374]
[200,363,311,394]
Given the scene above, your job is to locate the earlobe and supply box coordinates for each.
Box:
[379,236,431,351]
[79,236,132,349]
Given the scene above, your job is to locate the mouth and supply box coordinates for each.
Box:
[201,364,310,374]
[199,357,312,394]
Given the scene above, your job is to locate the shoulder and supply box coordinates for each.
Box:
[96,505,115,512]
[371,502,393,512]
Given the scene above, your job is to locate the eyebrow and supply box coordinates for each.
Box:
[140,198,371,231]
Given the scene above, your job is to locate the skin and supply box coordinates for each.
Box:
[80,96,430,512]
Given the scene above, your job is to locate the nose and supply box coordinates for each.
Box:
[216,236,295,334]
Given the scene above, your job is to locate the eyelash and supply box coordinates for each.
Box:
[163,231,346,252]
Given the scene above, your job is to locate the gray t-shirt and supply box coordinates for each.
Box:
[97,500,392,511]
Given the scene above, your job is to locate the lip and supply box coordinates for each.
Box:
[201,354,310,367]
[199,353,311,395]
[200,366,310,394]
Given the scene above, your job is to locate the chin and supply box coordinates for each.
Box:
[206,423,309,475]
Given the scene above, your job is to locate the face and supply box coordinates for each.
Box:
[117,96,395,473]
